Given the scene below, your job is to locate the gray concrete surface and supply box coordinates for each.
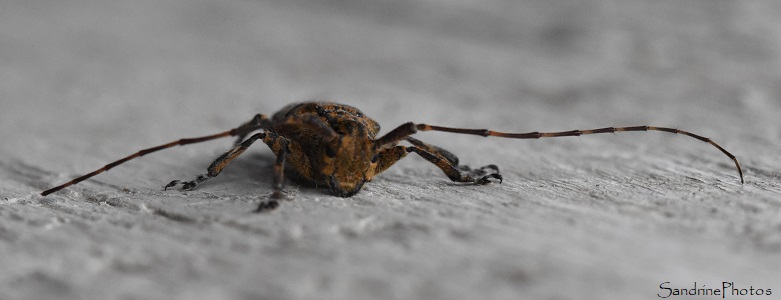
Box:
[2,0,780,299]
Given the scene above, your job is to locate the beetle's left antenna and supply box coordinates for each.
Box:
[376,123,744,184]
[41,129,239,196]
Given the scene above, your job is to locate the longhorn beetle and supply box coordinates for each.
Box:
[42,101,743,211]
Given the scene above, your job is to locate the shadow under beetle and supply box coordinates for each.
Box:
[42,101,743,212]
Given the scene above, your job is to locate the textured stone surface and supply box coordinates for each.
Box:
[2,0,780,299]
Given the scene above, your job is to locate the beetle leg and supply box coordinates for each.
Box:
[164,131,277,191]
[406,146,502,185]
[458,164,501,177]
[365,146,409,181]
[257,137,290,212]
[404,137,459,166]
[405,137,500,179]
[368,141,501,185]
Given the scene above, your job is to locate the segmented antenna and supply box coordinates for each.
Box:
[415,124,744,183]
[41,129,237,196]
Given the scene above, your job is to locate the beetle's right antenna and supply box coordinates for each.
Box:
[42,114,269,196]
[40,130,240,196]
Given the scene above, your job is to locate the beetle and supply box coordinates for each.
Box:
[41,101,744,211]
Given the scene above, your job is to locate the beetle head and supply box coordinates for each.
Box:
[322,121,375,197]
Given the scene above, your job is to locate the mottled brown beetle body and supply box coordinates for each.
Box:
[269,102,382,196]
[42,101,743,212]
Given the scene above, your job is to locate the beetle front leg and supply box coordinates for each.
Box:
[404,137,459,165]
[458,164,501,178]
[406,146,502,185]
[365,146,409,181]
[164,131,276,191]
[404,137,500,182]
[366,144,501,185]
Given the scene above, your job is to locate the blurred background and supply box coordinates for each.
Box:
[1,0,780,299]
[5,0,780,124]
[3,0,780,169]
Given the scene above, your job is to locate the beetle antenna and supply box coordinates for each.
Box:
[378,123,743,183]
[41,129,239,196]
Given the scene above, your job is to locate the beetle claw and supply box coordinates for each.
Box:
[476,173,502,185]
[163,180,181,190]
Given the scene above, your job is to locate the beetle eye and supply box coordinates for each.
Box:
[325,146,337,158]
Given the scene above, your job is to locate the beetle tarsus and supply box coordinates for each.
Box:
[181,181,198,190]
[476,173,503,185]
[163,180,181,190]
[460,164,501,177]
[163,174,209,191]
